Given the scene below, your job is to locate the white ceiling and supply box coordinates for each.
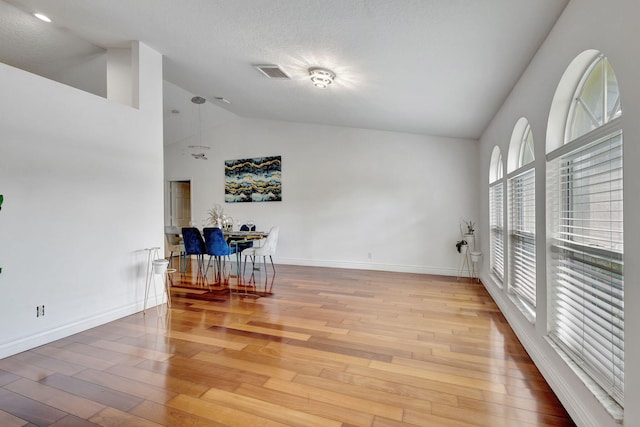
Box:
[1,0,568,140]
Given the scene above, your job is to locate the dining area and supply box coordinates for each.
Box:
[164,220,279,295]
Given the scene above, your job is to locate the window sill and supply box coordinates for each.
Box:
[507,293,536,324]
[544,337,623,424]
[488,272,503,289]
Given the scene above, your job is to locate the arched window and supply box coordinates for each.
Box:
[489,146,504,284]
[519,124,535,165]
[567,55,622,142]
[547,52,624,409]
[507,118,535,320]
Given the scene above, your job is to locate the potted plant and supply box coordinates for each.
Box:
[207,204,225,227]
[464,220,475,235]
[463,219,475,250]
[456,239,468,254]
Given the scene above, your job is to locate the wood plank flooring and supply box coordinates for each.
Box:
[0,264,575,426]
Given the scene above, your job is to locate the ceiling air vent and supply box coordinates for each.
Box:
[254,64,290,79]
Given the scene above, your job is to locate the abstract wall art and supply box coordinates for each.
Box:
[225,156,282,203]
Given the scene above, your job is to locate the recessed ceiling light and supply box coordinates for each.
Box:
[308,68,335,89]
[33,13,51,23]
[214,96,231,104]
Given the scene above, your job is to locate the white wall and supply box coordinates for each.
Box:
[0,42,164,358]
[46,51,107,99]
[477,1,640,426]
[165,105,479,276]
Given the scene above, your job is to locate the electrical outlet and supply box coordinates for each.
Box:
[367,252,373,260]
[36,305,45,317]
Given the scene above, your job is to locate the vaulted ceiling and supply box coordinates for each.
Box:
[1,0,568,141]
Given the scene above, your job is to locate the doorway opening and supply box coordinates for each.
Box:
[169,180,191,228]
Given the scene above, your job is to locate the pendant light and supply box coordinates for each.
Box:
[189,96,209,160]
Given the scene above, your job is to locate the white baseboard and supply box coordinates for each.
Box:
[0,298,166,359]
[276,257,459,277]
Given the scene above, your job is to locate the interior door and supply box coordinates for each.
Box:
[170,180,191,227]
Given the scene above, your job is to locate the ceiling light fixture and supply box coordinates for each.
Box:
[33,13,51,22]
[191,96,208,160]
[308,68,335,89]
[214,96,231,104]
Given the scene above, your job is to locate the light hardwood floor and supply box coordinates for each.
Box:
[0,263,575,426]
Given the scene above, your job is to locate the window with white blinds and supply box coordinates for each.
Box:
[509,167,536,317]
[489,182,504,282]
[547,129,623,405]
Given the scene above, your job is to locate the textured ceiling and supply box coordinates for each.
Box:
[1,0,568,141]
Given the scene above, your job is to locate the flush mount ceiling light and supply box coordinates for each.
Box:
[308,68,335,89]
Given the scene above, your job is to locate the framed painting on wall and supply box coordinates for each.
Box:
[225,156,282,203]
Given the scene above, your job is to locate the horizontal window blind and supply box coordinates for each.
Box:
[509,168,536,316]
[547,131,623,405]
[489,181,504,282]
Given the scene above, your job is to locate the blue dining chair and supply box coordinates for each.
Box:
[181,227,207,284]
[203,227,236,283]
